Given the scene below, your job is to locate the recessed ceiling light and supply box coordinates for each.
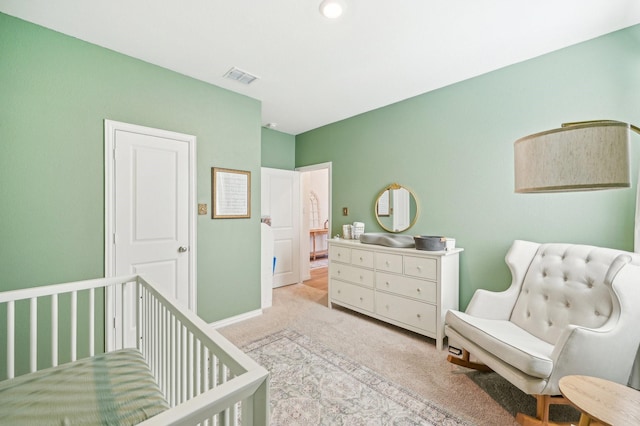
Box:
[319,0,344,19]
[223,67,259,85]
[265,123,278,129]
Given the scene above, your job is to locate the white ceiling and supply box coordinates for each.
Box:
[2,0,640,135]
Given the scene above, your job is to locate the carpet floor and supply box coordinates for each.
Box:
[219,281,580,425]
[243,329,471,425]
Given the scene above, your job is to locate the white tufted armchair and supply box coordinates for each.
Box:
[445,240,640,426]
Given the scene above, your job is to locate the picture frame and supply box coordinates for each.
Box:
[212,167,251,218]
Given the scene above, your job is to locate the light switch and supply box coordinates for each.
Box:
[198,204,207,215]
[343,207,349,216]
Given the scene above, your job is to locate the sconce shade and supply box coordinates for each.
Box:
[514,121,631,193]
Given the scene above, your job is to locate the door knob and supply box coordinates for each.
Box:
[178,246,188,253]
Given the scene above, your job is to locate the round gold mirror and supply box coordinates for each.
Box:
[374,183,419,233]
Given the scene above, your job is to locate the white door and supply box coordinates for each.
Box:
[105,120,196,349]
[261,168,300,288]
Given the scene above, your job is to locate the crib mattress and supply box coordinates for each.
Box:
[0,348,169,425]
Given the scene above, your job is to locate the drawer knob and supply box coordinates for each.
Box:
[337,270,341,274]
[359,297,363,301]
[359,256,363,261]
[385,305,389,310]
[359,275,363,281]
[337,290,341,294]
[416,313,421,319]
[417,266,422,271]
[416,288,421,293]
[385,281,390,286]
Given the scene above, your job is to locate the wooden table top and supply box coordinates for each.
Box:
[559,375,640,425]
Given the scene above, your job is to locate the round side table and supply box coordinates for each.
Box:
[559,375,640,426]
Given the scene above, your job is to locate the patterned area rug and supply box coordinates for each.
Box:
[243,329,471,425]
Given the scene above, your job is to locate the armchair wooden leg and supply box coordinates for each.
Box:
[515,394,574,426]
[446,349,492,372]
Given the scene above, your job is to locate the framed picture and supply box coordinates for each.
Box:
[212,167,251,218]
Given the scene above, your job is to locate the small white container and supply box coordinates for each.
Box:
[352,222,365,240]
[342,224,353,239]
[445,238,456,251]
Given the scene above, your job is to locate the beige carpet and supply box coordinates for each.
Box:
[219,282,554,425]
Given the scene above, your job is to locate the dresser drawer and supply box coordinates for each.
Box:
[376,292,436,333]
[404,256,437,280]
[375,252,403,274]
[331,279,374,312]
[330,245,351,263]
[376,272,436,303]
[331,263,374,287]
[351,249,374,268]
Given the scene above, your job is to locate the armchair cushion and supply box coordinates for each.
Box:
[446,310,554,378]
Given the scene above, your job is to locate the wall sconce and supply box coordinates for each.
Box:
[514,120,638,193]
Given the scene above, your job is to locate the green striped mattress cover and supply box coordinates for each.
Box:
[0,348,168,425]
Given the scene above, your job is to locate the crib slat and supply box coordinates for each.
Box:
[104,284,114,353]
[195,338,201,396]
[168,307,173,403]
[172,316,177,405]
[136,283,142,352]
[89,288,95,357]
[163,305,168,398]
[181,324,187,404]
[154,297,159,385]
[30,297,37,373]
[203,346,210,409]
[188,332,194,400]
[7,300,15,379]
[71,290,77,362]
[52,294,58,366]
[221,363,229,426]
[230,401,238,426]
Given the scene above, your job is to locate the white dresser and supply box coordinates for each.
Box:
[328,239,462,350]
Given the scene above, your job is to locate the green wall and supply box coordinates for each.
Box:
[296,25,640,309]
[0,12,262,365]
[261,127,296,169]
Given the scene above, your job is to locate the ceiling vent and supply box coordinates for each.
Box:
[223,67,259,85]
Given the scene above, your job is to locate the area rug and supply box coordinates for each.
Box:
[242,329,472,425]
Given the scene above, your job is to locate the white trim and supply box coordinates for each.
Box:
[209,309,263,329]
[104,120,197,349]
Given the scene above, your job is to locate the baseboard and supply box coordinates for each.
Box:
[209,309,263,329]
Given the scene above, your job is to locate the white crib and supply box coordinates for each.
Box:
[0,275,269,425]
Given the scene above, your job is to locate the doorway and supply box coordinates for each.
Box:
[297,162,331,291]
